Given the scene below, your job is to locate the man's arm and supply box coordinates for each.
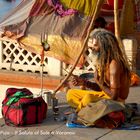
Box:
[109,60,121,100]
[94,60,121,100]
[84,80,101,91]
[68,75,101,91]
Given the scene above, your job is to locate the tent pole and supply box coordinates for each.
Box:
[53,0,104,97]
[114,0,120,40]
[114,0,130,70]
[114,0,123,48]
[120,0,127,36]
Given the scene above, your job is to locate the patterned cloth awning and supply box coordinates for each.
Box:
[0,0,104,66]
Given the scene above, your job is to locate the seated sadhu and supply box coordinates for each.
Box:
[66,28,131,112]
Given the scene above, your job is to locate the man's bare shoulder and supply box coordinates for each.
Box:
[109,60,121,75]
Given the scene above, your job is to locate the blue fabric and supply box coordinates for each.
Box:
[66,122,88,128]
[66,113,89,128]
[116,125,140,130]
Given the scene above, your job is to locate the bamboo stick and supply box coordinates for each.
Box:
[120,0,127,35]
[114,0,123,48]
[114,0,119,40]
[114,0,130,69]
[53,0,105,97]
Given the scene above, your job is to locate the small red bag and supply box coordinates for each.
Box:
[2,88,47,126]
[95,111,125,129]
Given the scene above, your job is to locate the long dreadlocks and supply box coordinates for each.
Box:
[89,28,131,85]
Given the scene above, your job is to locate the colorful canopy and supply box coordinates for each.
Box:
[0,0,104,66]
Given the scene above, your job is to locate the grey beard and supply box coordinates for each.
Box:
[97,52,101,59]
[92,51,100,59]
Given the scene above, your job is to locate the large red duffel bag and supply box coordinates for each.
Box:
[2,88,47,126]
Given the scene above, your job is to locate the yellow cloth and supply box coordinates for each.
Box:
[66,89,110,112]
[20,35,84,66]
[60,0,104,16]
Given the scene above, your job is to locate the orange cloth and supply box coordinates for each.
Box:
[130,72,140,86]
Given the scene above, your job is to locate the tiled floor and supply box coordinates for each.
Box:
[0,86,140,140]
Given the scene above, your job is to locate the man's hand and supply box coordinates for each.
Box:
[93,68,100,83]
[68,75,84,87]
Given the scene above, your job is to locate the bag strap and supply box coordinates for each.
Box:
[21,100,41,125]
[40,60,44,96]
[5,117,19,127]
[2,99,18,126]
[6,91,33,106]
[40,33,46,96]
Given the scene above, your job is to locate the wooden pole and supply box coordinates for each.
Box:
[114,0,119,40]
[114,0,123,48]
[120,0,127,36]
[114,0,130,69]
[53,0,104,97]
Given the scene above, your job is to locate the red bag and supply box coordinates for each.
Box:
[95,111,125,129]
[2,88,47,126]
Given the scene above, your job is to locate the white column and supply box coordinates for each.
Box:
[123,38,137,72]
[0,39,3,67]
[47,57,62,76]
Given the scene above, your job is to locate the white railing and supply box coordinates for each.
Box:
[0,35,137,77]
[0,39,62,76]
[0,37,96,77]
